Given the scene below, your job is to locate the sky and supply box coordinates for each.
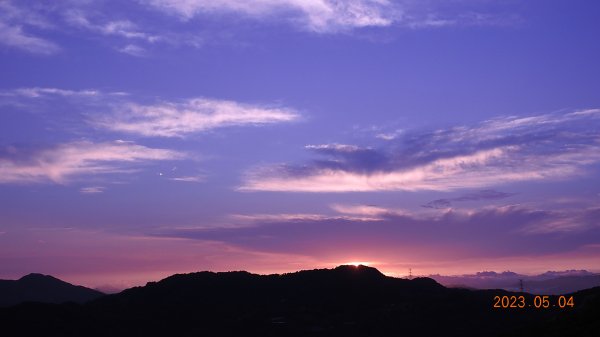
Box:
[1,0,599,290]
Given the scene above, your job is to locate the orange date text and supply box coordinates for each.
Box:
[493,295,574,309]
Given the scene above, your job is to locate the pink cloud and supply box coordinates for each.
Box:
[240,109,600,192]
[95,98,299,137]
[0,140,184,184]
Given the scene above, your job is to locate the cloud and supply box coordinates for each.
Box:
[0,21,60,54]
[95,98,299,137]
[240,146,563,192]
[304,143,390,172]
[305,143,365,152]
[330,203,410,218]
[169,175,206,183]
[422,190,516,209]
[0,87,101,98]
[0,140,185,184]
[80,186,105,194]
[152,204,600,261]
[1,87,299,137]
[141,0,520,33]
[231,212,382,224]
[519,208,600,234]
[0,1,60,54]
[402,11,519,29]
[568,108,600,117]
[65,10,161,43]
[375,129,403,140]
[0,0,523,56]
[142,0,398,33]
[0,1,167,55]
[240,109,600,192]
[118,44,147,57]
[218,204,418,230]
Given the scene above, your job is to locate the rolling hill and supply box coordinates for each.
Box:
[0,273,104,307]
[0,266,598,336]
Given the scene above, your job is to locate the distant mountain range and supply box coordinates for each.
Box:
[0,273,104,307]
[429,270,600,294]
[0,265,599,336]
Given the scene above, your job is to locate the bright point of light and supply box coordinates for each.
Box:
[344,261,371,267]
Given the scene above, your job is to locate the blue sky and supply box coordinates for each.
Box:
[1,0,599,289]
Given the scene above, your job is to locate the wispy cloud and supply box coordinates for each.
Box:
[153,204,600,262]
[80,186,105,194]
[305,143,366,152]
[519,208,600,234]
[0,21,60,55]
[330,203,410,218]
[231,212,382,224]
[118,44,147,57]
[0,1,165,54]
[169,175,206,183]
[0,87,101,98]
[422,190,516,209]
[65,10,161,43]
[240,146,549,192]
[0,0,522,55]
[142,0,519,33]
[240,109,600,192]
[142,0,398,33]
[375,129,403,140]
[0,140,185,184]
[402,11,520,29]
[1,87,299,137]
[96,98,299,137]
[0,1,60,54]
[209,204,414,230]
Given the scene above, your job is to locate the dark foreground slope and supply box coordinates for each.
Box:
[508,285,600,337]
[0,273,104,307]
[0,266,598,337]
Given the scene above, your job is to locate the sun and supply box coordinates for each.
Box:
[344,261,371,267]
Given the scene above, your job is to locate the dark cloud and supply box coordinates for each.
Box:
[151,206,600,261]
[381,111,600,172]
[306,144,390,173]
[422,190,516,209]
[243,109,600,192]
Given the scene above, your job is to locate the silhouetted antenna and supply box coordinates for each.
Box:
[519,279,524,293]
[409,268,412,280]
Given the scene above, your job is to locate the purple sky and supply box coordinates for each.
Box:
[1,0,599,289]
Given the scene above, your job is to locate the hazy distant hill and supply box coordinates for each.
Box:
[430,270,600,294]
[0,273,104,307]
[523,275,600,295]
[0,266,598,336]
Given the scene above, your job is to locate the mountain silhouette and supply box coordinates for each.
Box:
[0,273,104,307]
[430,270,600,294]
[0,265,598,336]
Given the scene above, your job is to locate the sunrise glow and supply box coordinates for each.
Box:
[344,262,372,267]
[0,0,599,292]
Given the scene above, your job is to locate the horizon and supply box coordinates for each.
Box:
[1,0,600,291]
[4,264,599,293]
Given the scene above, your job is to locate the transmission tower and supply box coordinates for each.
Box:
[519,279,524,293]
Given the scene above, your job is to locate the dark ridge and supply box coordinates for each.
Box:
[1,267,598,336]
[333,264,386,278]
[334,264,384,273]
[19,273,55,281]
[0,273,104,307]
